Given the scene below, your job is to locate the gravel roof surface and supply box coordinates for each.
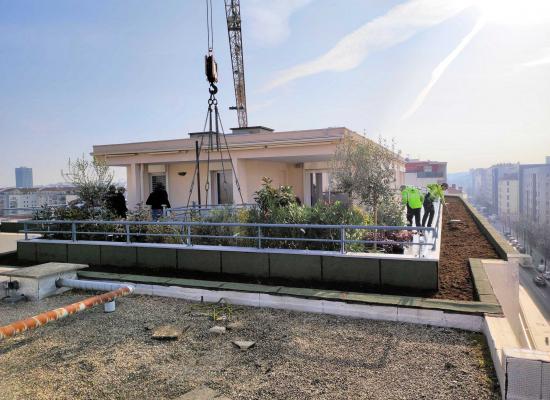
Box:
[0,293,499,400]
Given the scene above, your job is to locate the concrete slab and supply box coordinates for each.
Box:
[137,247,177,270]
[0,262,88,278]
[17,240,37,262]
[68,243,100,265]
[100,245,137,268]
[322,256,379,285]
[178,248,221,274]
[221,251,269,278]
[36,242,68,263]
[380,259,438,290]
[269,253,321,281]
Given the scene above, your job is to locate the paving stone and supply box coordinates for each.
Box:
[232,340,255,350]
[151,324,184,340]
[209,326,227,334]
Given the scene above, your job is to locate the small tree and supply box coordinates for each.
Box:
[62,157,114,209]
[331,136,401,225]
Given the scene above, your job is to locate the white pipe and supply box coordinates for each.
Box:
[56,278,134,293]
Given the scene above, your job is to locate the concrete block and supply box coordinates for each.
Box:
[269,253,322,281]
[177,249,221,274]
[216,290,260,307]
[221,251,269,278]
[443,313,483,332]
[36,242,68,263]
[100,245,137,268]
[17,241,37,262]
[321,300,398,322]
[68,243,100,265]
[506,357,542,400]
[380,259,438,290]
[397,307,445,326]
[137,247,177,270]
[322,256,379,285]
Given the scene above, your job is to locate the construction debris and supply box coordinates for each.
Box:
[151,325,185,340]
[208,326,227,334]
[232,340,255,350]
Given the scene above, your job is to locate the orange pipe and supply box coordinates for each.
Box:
[0,286,133,341]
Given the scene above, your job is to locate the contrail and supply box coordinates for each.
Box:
[264,0,474,91]
[402,17,485,120]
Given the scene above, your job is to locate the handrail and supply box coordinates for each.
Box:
[21,216,442,257]
[21,219,435,231]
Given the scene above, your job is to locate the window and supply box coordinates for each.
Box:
[150,174,167,192]
[308,171,349,206]
[211,170,233,204]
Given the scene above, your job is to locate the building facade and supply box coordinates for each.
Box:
[519,161,550,225]
[0,185,78,218]
[404,160,447,188]
[92,127,406,210]
[15,167,33,188]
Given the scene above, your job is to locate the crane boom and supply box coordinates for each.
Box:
[224,0,248,128]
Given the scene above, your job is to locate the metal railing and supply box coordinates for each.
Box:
[164,203,255,221]
[21,218,440,257]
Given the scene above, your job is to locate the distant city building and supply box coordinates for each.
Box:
[497,172,519,221]
[519,159,550,225]
[404,159,447,188]
[15,167,33,188]
[0,184,78,219]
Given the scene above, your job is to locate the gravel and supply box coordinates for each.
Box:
[0,293,499,399]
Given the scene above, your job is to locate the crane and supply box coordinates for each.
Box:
[224,0,248,128]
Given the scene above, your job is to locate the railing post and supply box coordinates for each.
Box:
[187,225,192,246]
[257,226,262,249]
[125,224,130,244]
[71,223,76,242]
[340,227,345,254]
[24,222,28,240]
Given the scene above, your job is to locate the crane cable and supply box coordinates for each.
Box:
[185,0,244,210]
[206,0,214,52]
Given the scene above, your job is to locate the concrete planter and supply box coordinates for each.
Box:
[17,239,439,291]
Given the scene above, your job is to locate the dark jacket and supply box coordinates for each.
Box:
[146,189,171,210]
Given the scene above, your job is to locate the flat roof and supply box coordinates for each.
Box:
[92,127,354,156]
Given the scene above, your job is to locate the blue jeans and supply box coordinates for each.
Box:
[152,209,163,221]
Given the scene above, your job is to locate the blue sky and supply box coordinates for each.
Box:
[1,0,550,186]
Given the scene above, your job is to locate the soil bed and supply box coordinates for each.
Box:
[433,197,500,301]
[0,293,500,400]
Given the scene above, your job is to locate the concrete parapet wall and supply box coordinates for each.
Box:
[18,240,439,291]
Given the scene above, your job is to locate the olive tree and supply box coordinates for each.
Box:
[61,156,114,209]
[331,136,401,225]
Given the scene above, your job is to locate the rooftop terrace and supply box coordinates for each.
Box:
[0,293,499,400]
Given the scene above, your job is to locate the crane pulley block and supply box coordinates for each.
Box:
[205,53,218,84]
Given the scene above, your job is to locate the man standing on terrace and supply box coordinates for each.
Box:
[400,186,423,227]
[422,183,448,227]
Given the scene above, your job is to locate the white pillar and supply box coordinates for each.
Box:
[126,163,143,209]
[232,158,247,204]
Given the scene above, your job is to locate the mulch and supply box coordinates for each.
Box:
[432,197,500,301]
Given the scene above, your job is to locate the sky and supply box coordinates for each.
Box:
[1,0,550,187]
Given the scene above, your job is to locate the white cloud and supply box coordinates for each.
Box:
[402,17,485,119]
[265,0,474,91]
[243,0,313,47]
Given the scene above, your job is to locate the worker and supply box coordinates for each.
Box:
[146,183,171,221]
[400,185,424,227]
[422,182,448,227]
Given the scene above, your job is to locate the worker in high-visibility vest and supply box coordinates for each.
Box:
[400,185,424,227]
[422,182,448,227]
